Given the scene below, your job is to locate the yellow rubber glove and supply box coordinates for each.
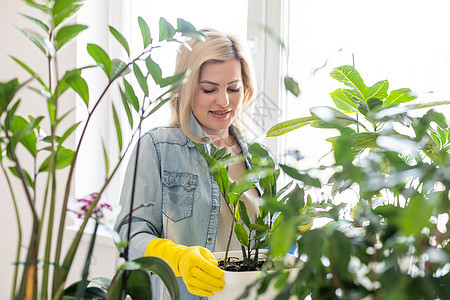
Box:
[145,238,225,296]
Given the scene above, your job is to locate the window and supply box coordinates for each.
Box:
[282,0,450,188]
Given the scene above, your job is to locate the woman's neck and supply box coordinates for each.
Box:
[208,132,235,148]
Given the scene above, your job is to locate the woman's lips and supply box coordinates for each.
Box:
[210,109,231,118]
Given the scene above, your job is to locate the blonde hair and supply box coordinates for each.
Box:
[169,29,256,142]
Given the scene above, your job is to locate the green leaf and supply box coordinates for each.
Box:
[366,80,389,100]
[125,270,152,300]
[383,88,418,107]
[234,223,249,247]
[280,165,321,187]
[39,147,74,172]
[176,18,205,41]
[59,122,81,145]
[110,58,130,79]
[101,141,110,175]
[297,229,325,270]
[119,86,133,128]
[159,71,186,88]
[400,195,434,236]
[10,56,47,88]
[54,24,88,50]
[266,116,318,137]
[123,79,139,112]
[64,70,89,106]
[133,63,149,96]
[19,28,54,57]
[367,97,383,112]
[52,0,84,28]
[351,132,379,149]
[239,200,251,227]
[9,166,35,189]
[87,43,112,77]
[10,115,39,157]
[284,76,300,97]
[146,56,163,84]
[329,88,359,112]
[138,17,152,48]
[133,256,180,300]
[0,79,21,113]
[23,0,51,14]
[330,65,367,100]
[109,25,130,57]
[330,231,351,276]
[112,104,123,151]
[159,17,176,41]
[20,13,49,32]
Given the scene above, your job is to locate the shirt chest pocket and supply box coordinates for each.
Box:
[162,171,198,222]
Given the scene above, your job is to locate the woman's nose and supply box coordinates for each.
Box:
[215,90,230,107]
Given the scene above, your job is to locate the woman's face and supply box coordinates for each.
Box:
[192,58,244,137]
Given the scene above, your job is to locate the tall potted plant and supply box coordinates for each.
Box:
[1,0,204,299]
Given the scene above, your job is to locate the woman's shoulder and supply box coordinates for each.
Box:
[144,126,189,146]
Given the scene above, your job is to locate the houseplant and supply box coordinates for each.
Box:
[251,65,450,299]
[1,0,204,299]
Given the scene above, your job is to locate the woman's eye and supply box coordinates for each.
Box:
[202,89,215,93]
[228,88,241,93]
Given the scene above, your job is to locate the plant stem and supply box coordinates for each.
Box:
[1,163,22,300]
[75,218,100,299]
[223,218,235,270]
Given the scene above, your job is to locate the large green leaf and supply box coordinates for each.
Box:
[351,132,379,149]
[133,256,180,300]
[297,229,325,271]
[330,65,367,100]
[119,86,133,128]
[39,146,74,172]
[52,0,84,28]
[383,88,418,107]
[87,43,112,78]
[400,195,434,236]
[266,116,318,137]
[159,71,186,88]
[138,17,152,48]
[159,17,176,41]
[109,25,130,57]
[125,270,152,300]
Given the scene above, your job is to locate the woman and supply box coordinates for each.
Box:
[115,29,259,300]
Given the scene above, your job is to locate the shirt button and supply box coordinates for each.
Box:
[208,237,212,242]
[212,205,216,210]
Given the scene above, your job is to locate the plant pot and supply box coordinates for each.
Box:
[211,250,298,300]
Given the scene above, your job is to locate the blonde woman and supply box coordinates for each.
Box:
[115,29,259,300]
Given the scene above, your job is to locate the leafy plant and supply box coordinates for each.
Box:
[1,0,204,299]
[258,66,450,299]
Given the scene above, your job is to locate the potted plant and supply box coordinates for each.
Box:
[1,0,204,299]
[251,65,450,299]
[194,141,333,299]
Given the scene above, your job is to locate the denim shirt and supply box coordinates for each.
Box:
[114,115,250,300]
